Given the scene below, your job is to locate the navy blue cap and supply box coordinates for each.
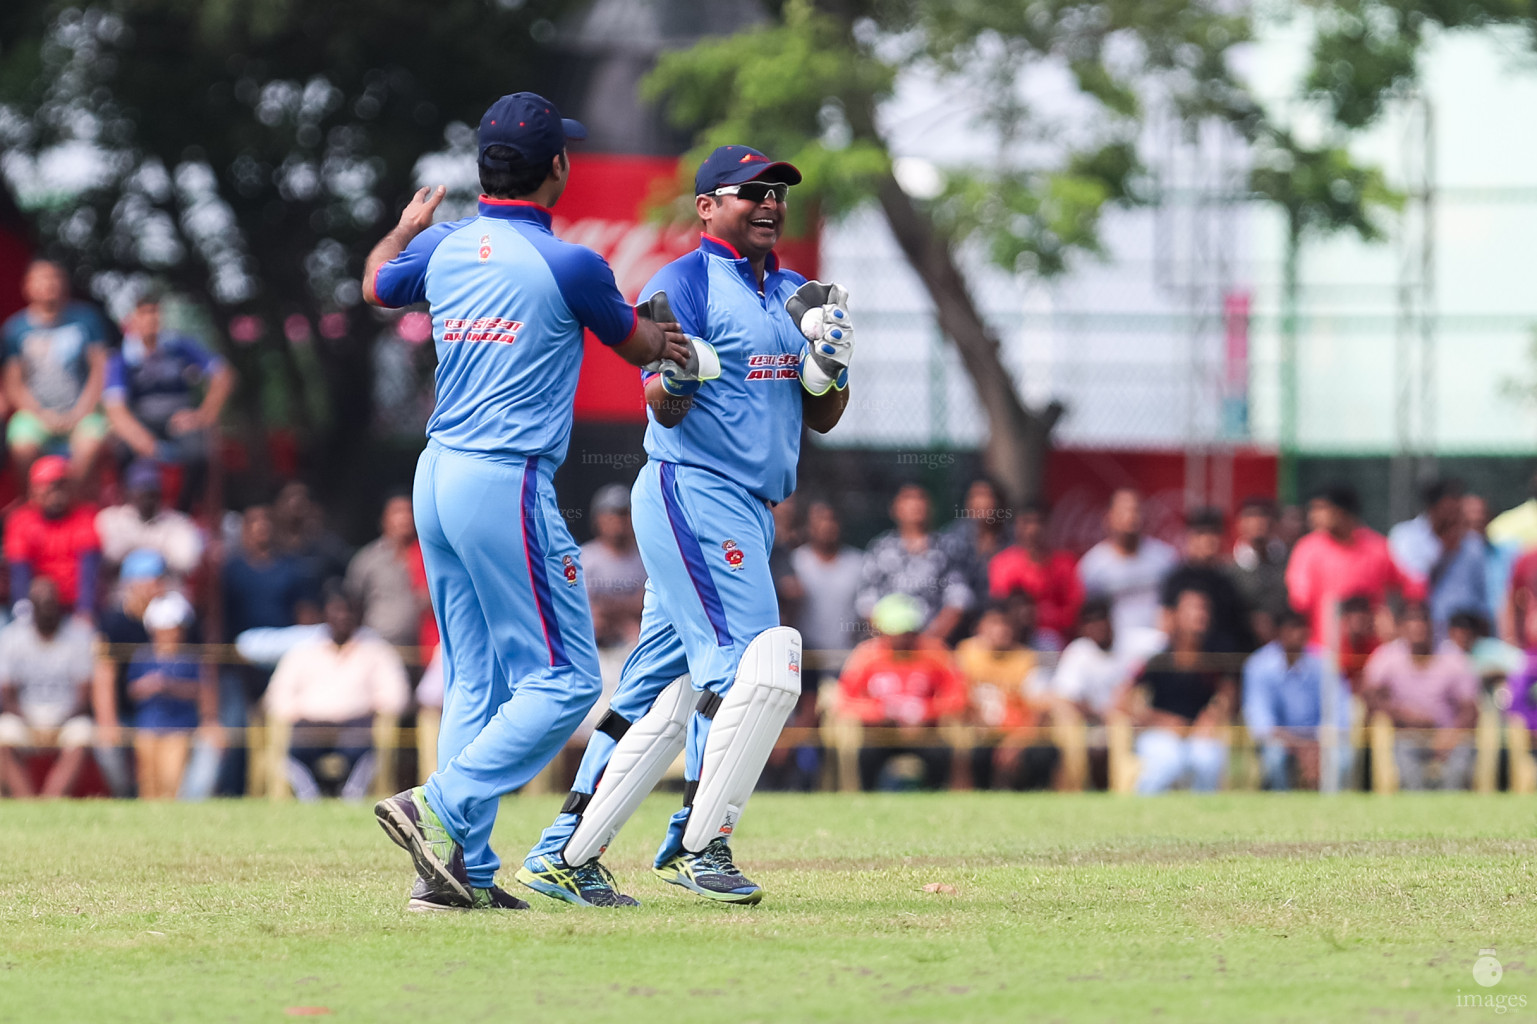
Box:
[694,145,802,195]
[479,92,587,168]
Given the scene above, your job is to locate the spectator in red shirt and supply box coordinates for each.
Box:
[988,500,1083,637]
[1285,483,1422,644]
[4,455,100,617]
[837,593,969,790]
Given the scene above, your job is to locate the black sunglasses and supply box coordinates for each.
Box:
[708,181,790,204]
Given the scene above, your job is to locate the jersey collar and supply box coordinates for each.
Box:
[700,233,780,289]
[479,195,553,229]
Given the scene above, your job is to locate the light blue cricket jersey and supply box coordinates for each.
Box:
[373,197,637,463]
[640,235,808,504]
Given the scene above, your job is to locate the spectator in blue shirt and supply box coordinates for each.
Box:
[0,260,111,482]
[103,296,234,509]
[1242,610,1353,791]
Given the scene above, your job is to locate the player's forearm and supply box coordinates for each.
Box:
[104,401,160,455]
[802,384,849,433]
[645,374,692,428]
[614,318,669,368]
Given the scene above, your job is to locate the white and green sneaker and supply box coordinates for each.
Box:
[515,855,640,908]
[375,787,472,908]
[654,838,763,905]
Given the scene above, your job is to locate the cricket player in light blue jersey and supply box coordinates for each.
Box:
[364,92,692,912]
[517,145,855,907]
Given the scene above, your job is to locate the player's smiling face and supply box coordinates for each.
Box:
[698,183,786,261]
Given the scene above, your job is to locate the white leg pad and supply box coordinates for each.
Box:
[683,626,803,852]
[564,675,693,865]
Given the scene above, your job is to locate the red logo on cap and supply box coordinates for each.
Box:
[738,153,767,163]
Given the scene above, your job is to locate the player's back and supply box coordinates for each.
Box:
[374,198,636,465]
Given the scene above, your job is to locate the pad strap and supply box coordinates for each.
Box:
[561,790,592,815]
[683,779,699,807]
[596,710,631,742]
[695,690,724,719]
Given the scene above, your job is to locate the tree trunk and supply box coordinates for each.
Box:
[871,173,1063,504]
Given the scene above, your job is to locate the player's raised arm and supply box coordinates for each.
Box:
[361,185,446,307]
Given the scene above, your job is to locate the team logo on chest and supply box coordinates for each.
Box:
[721,539,745,570]
[744,352,801,382]
[562,555,579,586]
[478,234,492,263]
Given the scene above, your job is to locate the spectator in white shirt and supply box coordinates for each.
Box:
[1077,488,1178,639]
[264,582,410,800]
[95,459,204,579]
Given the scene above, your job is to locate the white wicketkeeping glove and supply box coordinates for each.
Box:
[786,281,853,396]
[638,291,721,397]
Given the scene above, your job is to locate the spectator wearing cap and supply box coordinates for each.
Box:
[1115,588,1236,795]
[1159,507,1254,653]
[1286,483,1423,645]
[4,455,101,619]
[102,295,233,509]
[1228,496,1290,646]
[91,548,172,796]
[987,499,1083,639]
[0,577,97,797]
[344,491,430,649]
[124,591,218,800]
[580,483,647,651]
[0,259,111,483]
[837,593,969,790]
[857,483,973,643]
[263,582,410,800]
[1077,488,1179,641]
[1241,610,1352,791]
[1387,478,1489,636]
[95,459,204,580]
[1361,602,1478,790]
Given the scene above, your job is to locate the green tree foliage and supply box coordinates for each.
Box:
[644,0,1400,499]
[0,0,567,496]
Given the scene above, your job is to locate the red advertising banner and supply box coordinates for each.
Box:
[557,153,819,422]
[1046,447,1279,554]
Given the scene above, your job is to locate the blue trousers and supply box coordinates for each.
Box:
[416,442,602,888]
[528,460,781,867]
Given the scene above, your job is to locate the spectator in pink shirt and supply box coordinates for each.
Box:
[1286,483,1423,644]
[1361,602,1478,790]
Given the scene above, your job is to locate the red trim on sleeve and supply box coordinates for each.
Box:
[608,306,640,348]
[371,263,399,309]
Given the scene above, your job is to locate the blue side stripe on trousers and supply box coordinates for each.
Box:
[520,455,569,666]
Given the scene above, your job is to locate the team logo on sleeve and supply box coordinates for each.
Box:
[478,235,492,263]
[721,539,745,570]
[562,555,579,586]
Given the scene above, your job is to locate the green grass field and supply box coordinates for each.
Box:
[3,793,1534,1023]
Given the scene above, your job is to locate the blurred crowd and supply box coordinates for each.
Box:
[4,256,1537,800]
